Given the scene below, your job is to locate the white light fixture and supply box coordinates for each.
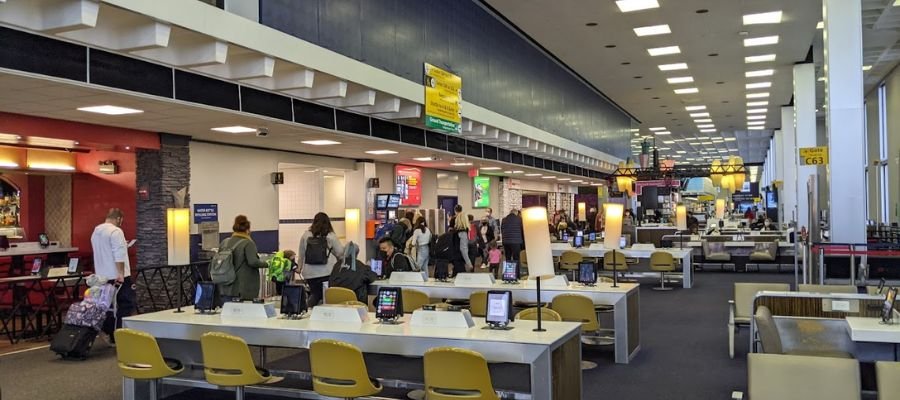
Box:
[512,170,525,174]
[655,131,672,135]
[747,101,769,107]
[694,118,713,123]
[634,24,671,36]
[745,54,777,63]
[166,208,190,266]
[413,157,436,161]
[480,166,502,170]
[816,21,824,29]
[212,126,257,134]
[747,108,767,114]
[365,150,398,155]
[525,173,542,177]
[685,105,707,111]
[658,63,689,71]
[78,105,144,115]
[746,92,770,99]
[743,11,783,25]
[676,150,687,154]
[649,127,667,131]
[301,140,341,146]
[745,82,772,89]
[746,69,775,77]
[616,0,660,13]
[700,129,717,133]
[697,124,715,129]
[863,65,873,71]
[725,137,737,141]
[674,87,699,94]
[747,115,767,120]
[663,140,675,144]
[558,178,571,181]
[744,36,779,47]
[667,76,694,84]
[450,162,473,166]
[648,46,681,56]
[689,112,710,118]
[542,176,556,179]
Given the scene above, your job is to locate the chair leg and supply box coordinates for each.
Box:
[235,386,245,400]
[728,323,735,359]
[652,271,673,291]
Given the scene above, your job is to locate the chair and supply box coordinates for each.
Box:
[876,361,900,400]
[468,291,487,317]
[114,328,184,400]
[423,347,499,400]
[342,300,368,308]
[558,251,583,281]
[309,339,382,399]
[200,332,281,400]
[324,287,358,305]
[514,307,562,321]
[754,306,852,358]
[747,241,779,272]
[602,251,628,281]
[748,353,860,400]
[729,282,791,358]
[402,289,430,313]
[797,284,858,294]
[551,293,604,370]
[649,251,676,291]
[702,240,731,271]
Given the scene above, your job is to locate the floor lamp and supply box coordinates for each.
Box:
[167,208,190,313]
[522,207,557,332]
[604,204,624,288]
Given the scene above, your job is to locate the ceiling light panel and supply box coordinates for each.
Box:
[649,127,667,131]
[667,76,694,84]
[747,101,769,107]
[658,63,689,71]
[745,54,777,63]
[697,124,715,128]
[616,0,660,12]
[747,108,768,114]
[685,105,707,111]
[674,87,699,94]
[746,69,775,77]
[655,131,671,135]
[634,24,671,36]
[746,82,772,89]
[744,36,779,47]
[365,150,398,155]
[689,112,710,118]
[212,126,257,133]
[747,115,767,120]
[746,92,770,98]
[301,140,341,146]
[694,119,713,123]
[78,105,144,115]
[648,46,681,56]
[743,11,783,25]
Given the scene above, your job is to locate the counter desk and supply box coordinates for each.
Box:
[550,243,694,288]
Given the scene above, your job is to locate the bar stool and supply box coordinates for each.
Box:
[200,332,282,400]
[649,251,677,291]
[468,291,487,317]
[602,251,629,281]
[402,289,430,313]
[309,339,382,399]
[114,328,184,400]
[324,287,358,305]
[424,347,500,400]
[514,307,562,321]
[558,251,583,281]
[551,293,607,370]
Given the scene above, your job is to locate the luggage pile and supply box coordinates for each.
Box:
[50,280,117,360]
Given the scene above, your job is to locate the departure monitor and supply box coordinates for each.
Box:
[485,290,513,329]
[375,287,404,323]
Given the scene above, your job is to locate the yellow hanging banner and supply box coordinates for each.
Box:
[424,63,462,134]
[799,146,829,165]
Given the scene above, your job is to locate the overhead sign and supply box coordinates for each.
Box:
[473,176,490,208]
[193,203,218,224]
[395,165,422,206]
[799,146,829,165]
[424,63,462,134]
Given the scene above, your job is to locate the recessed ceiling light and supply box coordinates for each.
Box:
[413,157,436,161]
[667,76,694,84]
[747,108,768,114]
[649,127,667,131]
[676,150,687,154]
[78,105,144,115]
[746,69,775,77]
[451,162,473,166]
[366,150,398,155]
[746,92,770,98]
[615,0,660,13]
[525,173,542,177]
[747,115,767,120]
[817,77,826,82]
[685,106,707,112]
[542,176,556,179]
[655,131,671,135]
[725,137,737,141]
[745,54,777,63]
[694,118,713,123]
[212,126,257,133]
[700,129,717,133]
[743,11,783,25]
[648,46,681,56]
[511,170,524,174]
[689,112,710,118]
[663,140,675,144]
[658,63,689,71]
[558,178,572,181]
[863,65,873,71]
[744,36,779,47]
[480,167,502,170]
[746,82,772,89]
[747,101,769,107]
[634,24,671,36]
[674,87,699,94]
[816,21,824,29]
[697,124,715,128]
[700,141,713,145]
[301,140,341,146]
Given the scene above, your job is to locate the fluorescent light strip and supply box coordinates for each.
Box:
[212,126,257,133]
[700,129,717,133]
[689,112,710,118]
[745,54,777,63]
[658,63,689,71]
[747,108,768,114]
[649,127,667,131]
[746,92,770,99]
[301,140,341,146]
[365,150,398,155]
[743,11,783,25]
[648,46,681,56]
[685,105,707,111]
[634,24,671,36]
[655,131,671,135]
[746,82,772,89]
[863,65,873,71]
[616,0,660,12]
[667,76,694,84]
[694,119,713,123]
[744,36,779,47]
[77,105,144,115]
[747,101,769,107]
[674,87,699,94]
[479,167,502,170]
[697,124,715,129]
[747,115,767,120]
[746,69,775,77]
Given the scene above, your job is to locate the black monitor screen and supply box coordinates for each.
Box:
[31,258,42,274]
[375,195,389,209]
[281,285,307,316]
[878,278,886,294]
[501,261,518,282]
[562,231,569,242]
[578,262,597,285]
[376,287,403,320]
[588,232,596,242]
[573,235,584,248]
[485,290,512,326]
[370,259,383,277]
[387,194,401,209]
[883,287,897,323]
[194,282,216,312]
[67,258,79,274]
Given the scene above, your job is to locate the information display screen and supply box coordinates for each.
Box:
[376,287,403,320]
[485,290,512,326]
[501,261,518,282]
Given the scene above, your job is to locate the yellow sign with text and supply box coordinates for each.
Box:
[799,146,829,166]
[424,63,462,134]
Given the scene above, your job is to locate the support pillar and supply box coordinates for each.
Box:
[781,107,798,228]
[345,162,376,259]
[774,130,785,224]
[794,63,817,231]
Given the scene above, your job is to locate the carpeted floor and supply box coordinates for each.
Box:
[0,271,794,400]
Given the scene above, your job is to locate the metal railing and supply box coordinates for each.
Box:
[134,262,208,313]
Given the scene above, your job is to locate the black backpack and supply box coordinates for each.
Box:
[433,229,460,260]
[305,235,330,265]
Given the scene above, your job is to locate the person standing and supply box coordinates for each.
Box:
[299,212,344,307]
[487,241,502,278]
[453,215,474,276]
[477,216,495,262]
[448,204,463,229]
[500,209,524,262]
[91,208,136,342]
[485,208,501,238]
[216,215,268,301]
[409,217,432,277]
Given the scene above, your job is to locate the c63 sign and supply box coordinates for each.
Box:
[799,146,829,166]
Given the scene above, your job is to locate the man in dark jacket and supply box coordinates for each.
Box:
[378,237,415,277]
[501,209,524,261]
[329,242,377,302]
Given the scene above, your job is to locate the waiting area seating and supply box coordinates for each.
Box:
[753,306,853,358]
[200,332,282,400]
[114,328,184,400]
[424,347,500,400]
[309,339,382,399]
[748,353,860,400]
[728,282,791,358]
[649,251,677,291]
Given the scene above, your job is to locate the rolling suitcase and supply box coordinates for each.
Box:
[50,323,97,360]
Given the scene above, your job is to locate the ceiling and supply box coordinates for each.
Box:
[484,0,823,164]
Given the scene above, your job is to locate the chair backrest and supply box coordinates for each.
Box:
[469,291,487,317]
[424,347,499,400]
[550,293,599,332]
[515,307,562,322]
[519,250,528,266]
[402,288,430,313]
[114,328,180,380]
[602,251,627,271]
[876,361,900,400]
[754,305,783,354]
[749,353,860,400]
[559,251,583,270]
[200,332,267,387]
[797,284,858,294]
[309,339,380,398]
[734,282,791,319]
[342,300,368,308]
[649,251,675,269]
[324,287,358,305]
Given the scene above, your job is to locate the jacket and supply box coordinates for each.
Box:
[217,233,267,301]
[329,242,377,302]
[385,251,416,276]
[299,231,344,280]
[500,213,524,245]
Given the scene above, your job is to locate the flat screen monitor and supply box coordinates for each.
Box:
[485,290,512,327]
[375,287,403,321]
[387,194,401,209]
[576,230,584,237]
[619,236,627,249]
[578,262,597,285]
[370,259,384,278]
[375,194,389,210]
[194,281,216,312]
[883,287,897,323]
[573,235,584,248]
[67,257,80,274]
[38,233,49,248]
[878,278,887,295]
[588,232,596,242]
[501,261,518,282]
[280,284,307,316]
[695,214,707,224]
[31,258,43,275]
[561,231,569,242]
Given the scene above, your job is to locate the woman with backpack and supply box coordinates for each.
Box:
[453,215,474,276]
[299,212,344,307]
[216,215,268,301]
[407,217,432,276]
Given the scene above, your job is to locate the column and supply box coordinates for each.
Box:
[824,0,867,243]
[344,162,376,259]
[780,106,798,227]
[794,63,817,231]
[774,130,785,224]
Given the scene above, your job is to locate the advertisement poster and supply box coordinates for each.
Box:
[424,63,462,134]
[395,165,422,206]
[473,176,490,208]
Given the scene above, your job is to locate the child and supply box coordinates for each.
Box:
[267,250,297,295]
[487,241,502,278]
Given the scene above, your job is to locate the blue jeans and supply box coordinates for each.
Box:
[416,245,430,278]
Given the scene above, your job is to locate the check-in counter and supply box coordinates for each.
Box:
[635,225,678,248]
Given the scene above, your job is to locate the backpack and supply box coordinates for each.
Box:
[390,252,418,272]
[305,235,331,265]
[210,237,244,285]
[266,251,292,282]
[433,229,460,261]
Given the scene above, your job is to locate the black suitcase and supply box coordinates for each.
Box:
[50,324,98,360]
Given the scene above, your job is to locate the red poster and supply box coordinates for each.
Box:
[395,165,422,206]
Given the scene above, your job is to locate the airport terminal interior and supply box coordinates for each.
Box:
[0,0,898,399]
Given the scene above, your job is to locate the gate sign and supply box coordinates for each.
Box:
[799,146,829,165]
[193,203,218,223]
[424,63,462,134]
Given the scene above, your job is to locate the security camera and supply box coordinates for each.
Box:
[430,155,440,161]
[256,127,269,137]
